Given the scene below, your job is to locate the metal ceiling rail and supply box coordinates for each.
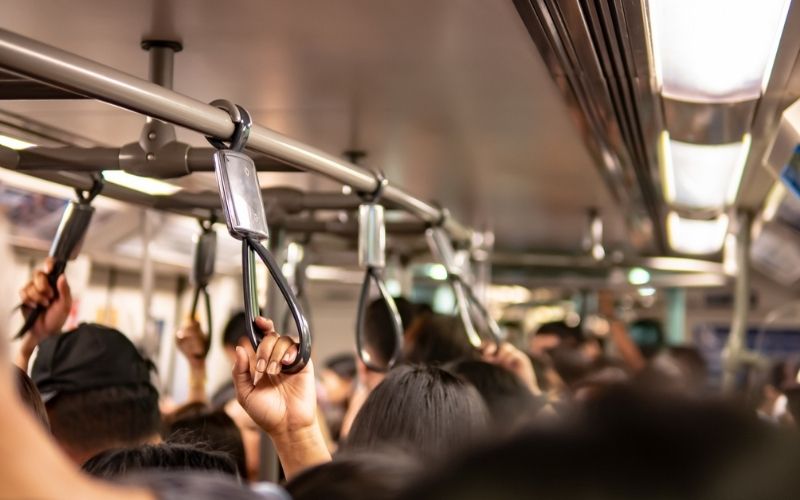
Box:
[0,28,473,244]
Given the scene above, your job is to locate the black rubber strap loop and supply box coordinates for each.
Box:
[355,266,404,372]
[75,173,104,204]
[280,261,312,336]
[189,285,213,357]
[205,100,252,152]
[452,274,502,347]
[357,170,388,203]
[242,237,312,374]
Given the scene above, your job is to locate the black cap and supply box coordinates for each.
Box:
[32,323,156,403]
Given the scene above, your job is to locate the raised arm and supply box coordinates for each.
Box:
[175,318,210,404]
[15,258,72,370]
[232,317,331,479]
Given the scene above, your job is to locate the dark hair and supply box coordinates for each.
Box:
[165,408,248,480]
[287,450,420,500]
[405,314,476,365]
[447,360,544,428]
[534,321,583,345]
[363,297,412,366]
[46,384,160,456]
[15,366,50,431]
[629,319,664,358]
[343,365,488,458]
[324,353,357,379]
[222,311,248,348]
[82,443,238,479]
[400,388,799,500]
[123,472,290,500]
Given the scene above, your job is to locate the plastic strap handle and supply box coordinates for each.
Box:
[355,266,404,372]
[280,265,312,337]
[455,275,502,346]
[189,285,213,357]
[242,237,312,374]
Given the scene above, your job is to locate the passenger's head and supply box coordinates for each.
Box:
[82,443,238,479]
[404,314,476,365]
[528,321,583,356]
[221,311,250,364]
[447,360,544,429]
[287,450,420,500]
[628,318,664,358]
[122,472,291,500]
[30,323,160,463]
[362,297,414,367]
[636,346,708,396]
[401,387,799,500]
[165,408,247,480]
[320,353,357,405]
[14,366,49,431]
[343,365,488,459]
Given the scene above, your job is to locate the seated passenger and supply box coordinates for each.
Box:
[82,443,238,479]
[342,365,488,459]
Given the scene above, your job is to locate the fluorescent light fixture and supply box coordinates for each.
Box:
[102,170,181,196]
[426,263,448,281]
[660,132,751,209]
[649,0,791,101]
[628,267,651,286]
[638,287,656,297]
[667,212,729,255]
[0,134,36,150]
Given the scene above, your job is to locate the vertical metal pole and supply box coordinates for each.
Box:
[722,211,752,393]
[140,209,159,359]
[665,288,686,345]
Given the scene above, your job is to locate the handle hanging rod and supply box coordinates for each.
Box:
[0,28,472,244]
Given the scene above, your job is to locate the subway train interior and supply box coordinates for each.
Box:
[3,1,800,498]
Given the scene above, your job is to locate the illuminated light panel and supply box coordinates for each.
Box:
[660,132,751,209]
[648,0,791,101]
[0,134,36,150]
[102,170,181,196]
[628,267,651,286]
[638,287,657,297]
[667,212,729,255]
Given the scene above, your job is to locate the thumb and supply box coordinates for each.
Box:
[232,346,254,402]
[56,275,71,304]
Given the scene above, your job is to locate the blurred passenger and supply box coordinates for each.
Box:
[14,365,50,430]
[287,450,420,500]
[342,365,488,459]
[165,407,248,481]
[628,318,665,359]
[401,387,800,500]
[448,359,544,429]
[527,321,583,356]
[210,311,251,408]
[318,353,356,441]
[31,323,161,464]
[635,346,709,397]
[82,443,239,479]
[404,314,476,365]
[529,353,566,402]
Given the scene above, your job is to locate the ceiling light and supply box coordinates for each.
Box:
[660,132,751,209]
[638,287,656,297]
[102,170,181,196]
[667,212,729,255]
[426,263,449,281]
[648,0,791,101]
[0,134,36,150]
[628,267,651,286]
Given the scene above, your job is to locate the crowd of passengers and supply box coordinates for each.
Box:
[5,234,800,498]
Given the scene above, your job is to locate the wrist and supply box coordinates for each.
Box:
[270,423,330,479]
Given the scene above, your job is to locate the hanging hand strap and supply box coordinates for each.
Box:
[15,174,104,339]
[243,237,311,373]
[425,224,501,349]
[188,217,216,356]
[355,173,403,371]
[207,99,311,373]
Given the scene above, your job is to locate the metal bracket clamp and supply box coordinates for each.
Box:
[15,174,104,339]
[206,100,311,373]
[189,217,217,356]
[425,226,501,349]
[355,175,403,371]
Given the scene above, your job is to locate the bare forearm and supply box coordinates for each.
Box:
[187,366,208,403]
[271,424,332,480]
[609,321,647,373]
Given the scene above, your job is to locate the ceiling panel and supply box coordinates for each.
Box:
[0,0,625,252]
